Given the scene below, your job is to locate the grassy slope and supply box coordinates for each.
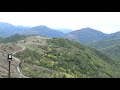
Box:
[86,38,120,61]
[100,44,120,61]
[86,38,120,49]
[14,37,120,78]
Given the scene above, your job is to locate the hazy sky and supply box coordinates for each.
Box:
[0,12,120,34]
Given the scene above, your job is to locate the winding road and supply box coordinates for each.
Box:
[12,46,30,78]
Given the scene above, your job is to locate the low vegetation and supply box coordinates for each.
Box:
[14,38,120,78]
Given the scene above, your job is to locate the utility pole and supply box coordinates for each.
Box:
[8,61,10,78]
[7,54,12,78]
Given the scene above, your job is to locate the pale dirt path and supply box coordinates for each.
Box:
[12,46,30,78]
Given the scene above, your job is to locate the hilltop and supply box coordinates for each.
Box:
[12,36,120,78]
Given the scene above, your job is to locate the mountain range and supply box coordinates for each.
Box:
[22,25,65,38]
[63,27,120,62]
[1,22,120,42]
[0,22,65,38]
[65,27,108,43]
[0,22,30,37]
[64,27,120,43]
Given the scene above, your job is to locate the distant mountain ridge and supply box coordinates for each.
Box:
[64,27,109,43]
[0,22,65,38]
[64,27,120,43]
[0,22,30,37]
[1,22,120,41]
[23,25,65,38]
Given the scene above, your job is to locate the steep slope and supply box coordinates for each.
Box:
[23,25,65,38]
[86,38,120,49]
[99,44,120,61]
[0,22,17,37]
[85,38,120,61]
[64,27,109,43]
[13,36,120,78]
[0,43,26,78]
[110,31,120,40]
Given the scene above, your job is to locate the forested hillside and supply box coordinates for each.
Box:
[14,37,120,78]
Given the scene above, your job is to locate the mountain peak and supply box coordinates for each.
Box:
[32,25,52,30]
[79,27,98,31]
[85,27,92,29]
[65,27,108,43]
[37,25,49,28]
[74,27,106,34]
